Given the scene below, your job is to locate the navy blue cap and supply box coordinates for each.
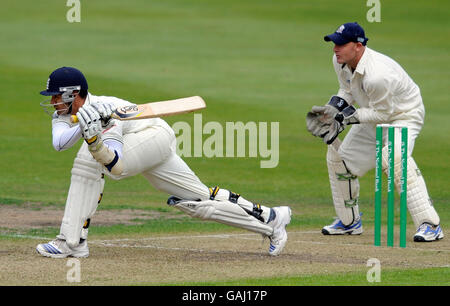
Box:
[324,22,368,46]
[40,67,88,96]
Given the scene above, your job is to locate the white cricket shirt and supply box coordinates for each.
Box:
[333,47,425,126]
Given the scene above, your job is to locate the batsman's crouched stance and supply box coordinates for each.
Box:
[36,67,291,258]
[305,23,443,242]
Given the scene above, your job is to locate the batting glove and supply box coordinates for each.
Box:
[77,105,102,143]
[90,102,117,128]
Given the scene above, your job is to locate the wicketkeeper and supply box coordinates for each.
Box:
[306,22,443,242]
[36,67,291,258]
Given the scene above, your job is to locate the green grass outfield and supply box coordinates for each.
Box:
[0,0,449,286]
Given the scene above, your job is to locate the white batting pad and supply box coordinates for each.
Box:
[327,142,360,226]
[172,199,273,236]
[60,145,105,247]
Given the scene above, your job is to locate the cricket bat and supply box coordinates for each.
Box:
[71,96,206,123]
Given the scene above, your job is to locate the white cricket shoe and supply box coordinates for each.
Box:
[268,206,291,256]
[414,223,444,242]
[322,216,363,235]
[36,238,89,258]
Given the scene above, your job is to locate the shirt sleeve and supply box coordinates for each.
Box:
[101,120,124,157]
[103,138,123,158]
[51,115,82,151]
[355,74,394,123]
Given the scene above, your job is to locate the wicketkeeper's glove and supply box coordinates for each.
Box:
[306,96,356,144]
[334,104,359,126]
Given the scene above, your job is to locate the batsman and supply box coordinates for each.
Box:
[36,67,291,258]
[306,22,443,242]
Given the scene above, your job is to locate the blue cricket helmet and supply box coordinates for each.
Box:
[40,67,88,96]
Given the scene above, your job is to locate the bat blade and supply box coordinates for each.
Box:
[70,96,206,123]
[113,96,206,120]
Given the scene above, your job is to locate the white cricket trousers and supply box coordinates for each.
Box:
[107,120,210,200]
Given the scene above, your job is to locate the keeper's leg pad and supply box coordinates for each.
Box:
[382,151,439,228]
[170,199,274,236]
[327,143,360,226]
[209,186,274,223]
[60,147,105,248]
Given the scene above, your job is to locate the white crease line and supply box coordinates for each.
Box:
[4,231,449,253]
[92,239,450,257]
[90,231,450,254]
[97,241,209,253]
[88,231,317,244]
[90,233,252,243]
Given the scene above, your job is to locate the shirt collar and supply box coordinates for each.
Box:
[84,92,93,106]
[353,47,370,75]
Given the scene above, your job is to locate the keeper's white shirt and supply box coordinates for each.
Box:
[332,47,425,177]
[333,47,425,127]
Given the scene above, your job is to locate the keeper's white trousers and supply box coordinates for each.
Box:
[338,123,420,177]
[333,122,440,228]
